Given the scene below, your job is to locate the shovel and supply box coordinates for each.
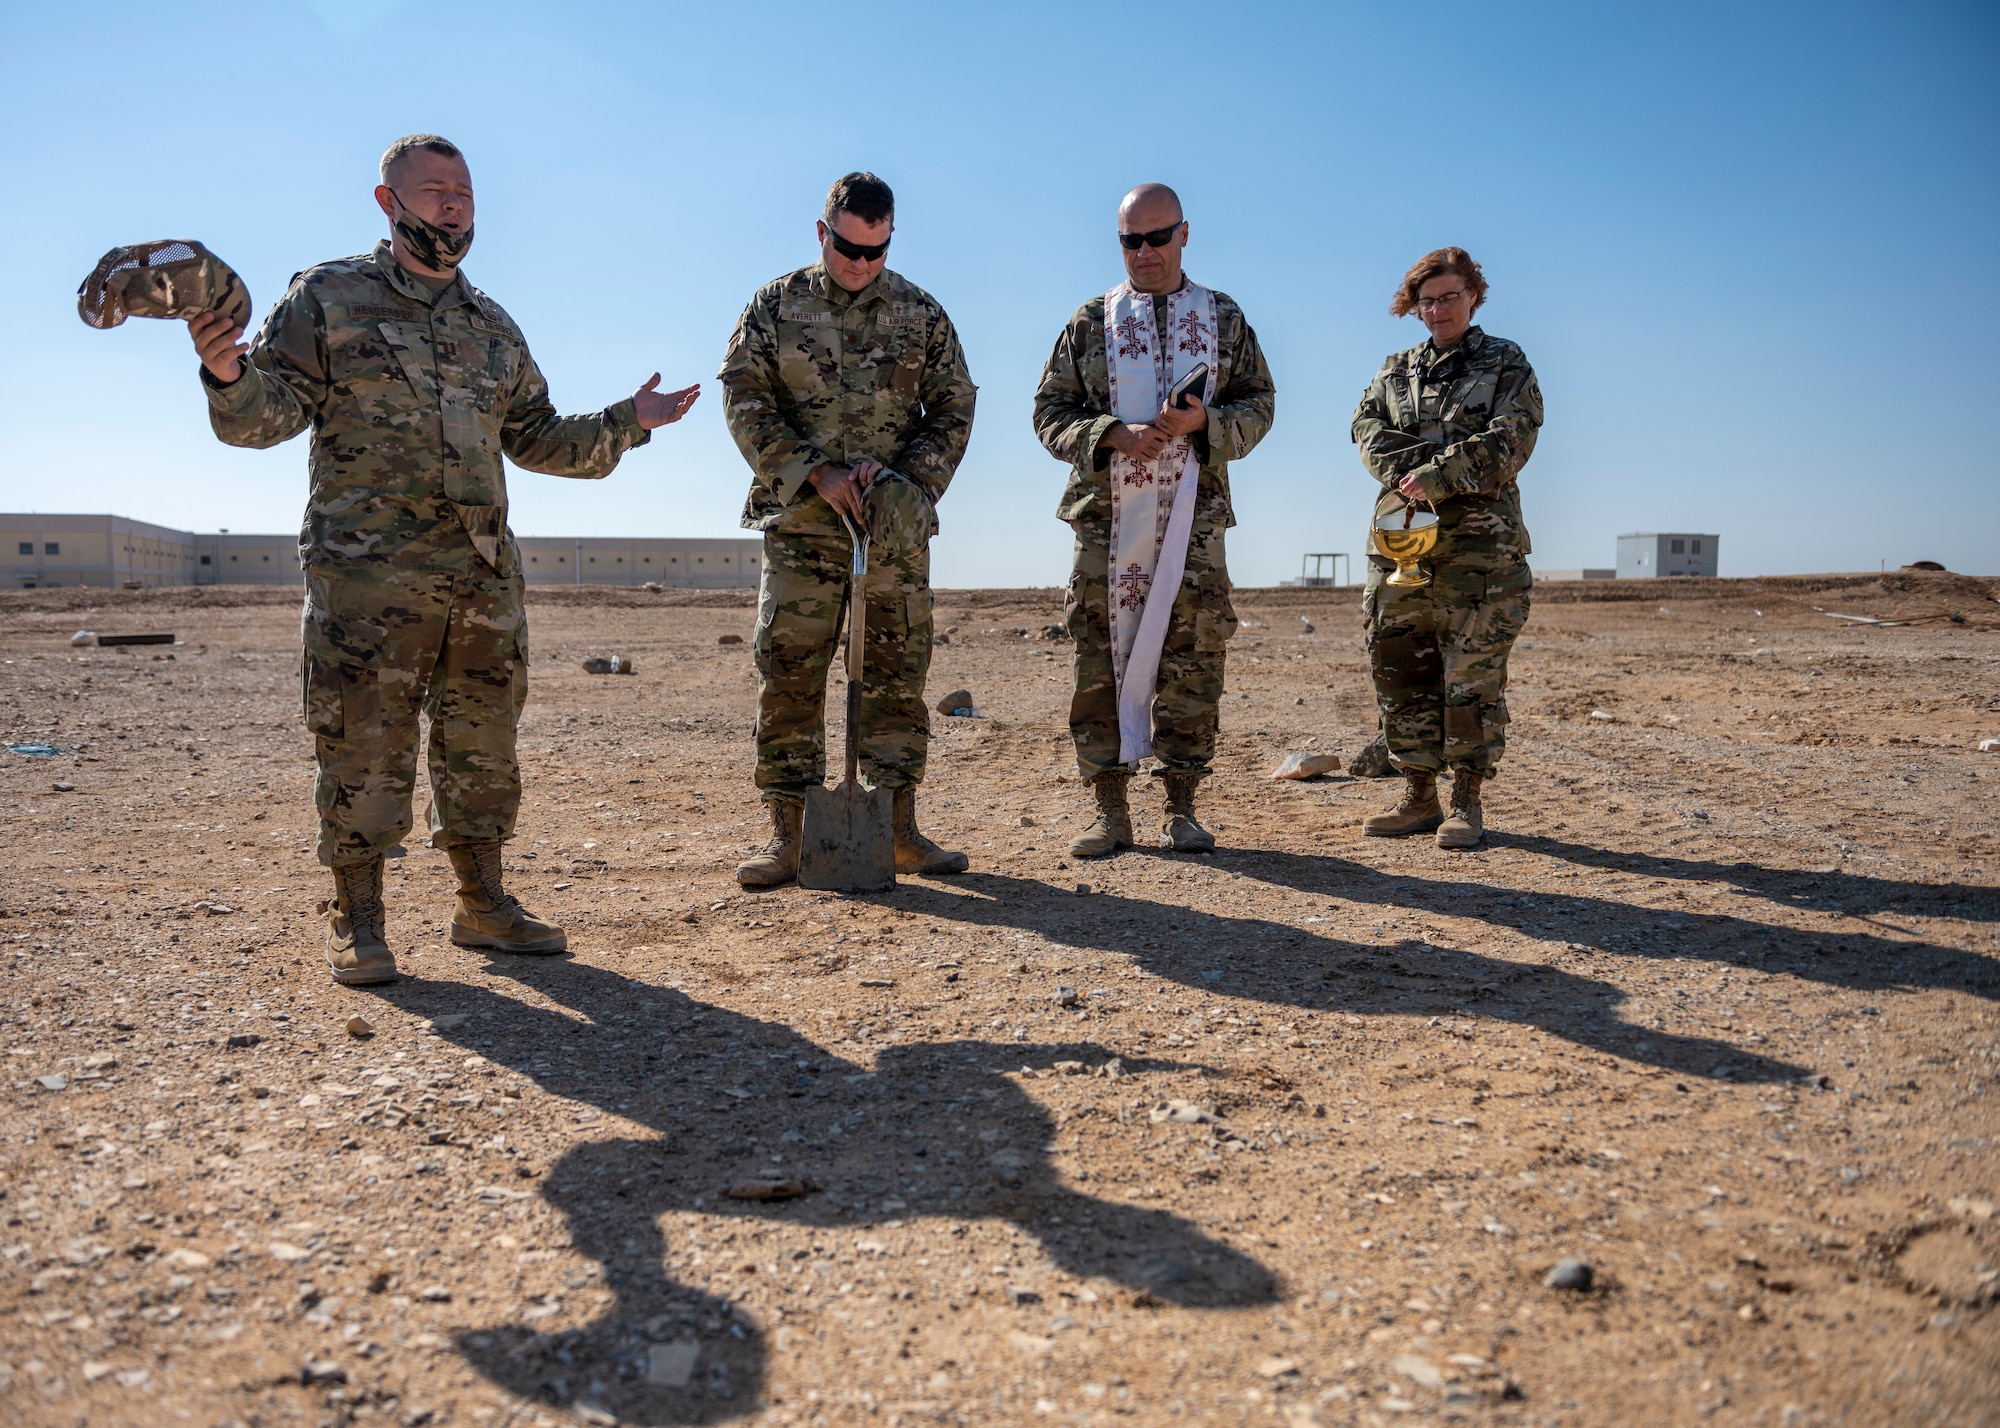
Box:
[799,512,896,892]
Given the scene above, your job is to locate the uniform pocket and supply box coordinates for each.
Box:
[302,573,388,669]
[303,654,344,739]
[1193,571,1239,654]
[1064,565,1089,641]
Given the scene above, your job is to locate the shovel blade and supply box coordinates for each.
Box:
[798,779,896,892]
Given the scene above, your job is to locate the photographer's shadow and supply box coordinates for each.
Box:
[396,958,1276,1425]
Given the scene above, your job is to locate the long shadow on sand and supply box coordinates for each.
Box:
[378,958,1275,1424]
[891,867,1819,1083]
[1232,843,2000,1004]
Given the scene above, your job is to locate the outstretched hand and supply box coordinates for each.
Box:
[188,311,247,384]
[633,374,701,430]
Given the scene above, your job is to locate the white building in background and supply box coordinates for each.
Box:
[1616,532,1719,579]
[0,513,226,588]
[2,513,761,590]
[515,535,760,588]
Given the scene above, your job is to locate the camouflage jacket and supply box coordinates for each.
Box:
[1351,326,1541,571]
[720,263,977,539]
[1033,282,1275,531]
[203,240,649,575]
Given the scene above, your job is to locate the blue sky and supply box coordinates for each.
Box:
[1,0,1993,584]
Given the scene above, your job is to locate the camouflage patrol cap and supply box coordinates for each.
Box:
[77,240,251,330]
[864,473,939,553]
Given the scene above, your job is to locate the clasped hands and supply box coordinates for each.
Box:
[185,312,700,430]
[1101,396,1206,465]
[808,457,886,523]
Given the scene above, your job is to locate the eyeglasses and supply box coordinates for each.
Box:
[827,231,890,262]
[1416,289,1469,310]
[1119,224,1182,251]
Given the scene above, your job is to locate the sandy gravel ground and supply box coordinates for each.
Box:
[1,570,1997,1428]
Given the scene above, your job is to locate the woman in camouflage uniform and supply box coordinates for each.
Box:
[1350,248,1543,849]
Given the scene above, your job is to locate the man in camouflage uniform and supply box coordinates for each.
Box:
[1034,184,1275,856]
[720,172,976,887]
[1351,247,1542,848]
[189,134,699,983]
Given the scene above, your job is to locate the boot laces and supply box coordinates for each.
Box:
[469,843,524,916]
[1451,774,1482,814]
[339,860,385,933]
[758,806,800,859]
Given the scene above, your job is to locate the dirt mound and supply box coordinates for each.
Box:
[1877,567,1999,605]
[0,584,298,616]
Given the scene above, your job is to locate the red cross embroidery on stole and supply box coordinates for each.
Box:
[1116,563,1150,612]
[1113,311,1152,361]
[1174,309,1210,356]
[1120,461,1156,488]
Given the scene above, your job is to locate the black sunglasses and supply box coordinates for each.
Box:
[828,230,891,262]
[1118,224,1181,251]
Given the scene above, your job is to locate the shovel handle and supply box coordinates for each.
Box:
[839,513,869,784]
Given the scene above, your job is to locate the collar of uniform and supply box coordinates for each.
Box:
[370,239,473,309]
[811,261,885,309]
[1420,324,1487,372]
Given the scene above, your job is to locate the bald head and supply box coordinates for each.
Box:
[1119,183,1183,229]
[1117,183,1189,295]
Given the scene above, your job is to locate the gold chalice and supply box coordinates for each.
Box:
[1371,502,1440,588]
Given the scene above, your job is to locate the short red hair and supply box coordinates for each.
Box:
[1390,247,1488,317]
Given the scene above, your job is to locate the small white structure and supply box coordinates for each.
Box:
[1537,567,1615,581]
[1617,532,1718,579]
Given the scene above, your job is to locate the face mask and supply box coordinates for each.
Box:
[389,191,474,271]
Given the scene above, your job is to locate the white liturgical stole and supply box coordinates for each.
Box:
[1103,278,1219,763]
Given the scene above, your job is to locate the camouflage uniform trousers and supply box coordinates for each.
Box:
[302,555,527,866]
[1362,558,1531,778]
[1065,520,1238,783]
[753,478,936,801]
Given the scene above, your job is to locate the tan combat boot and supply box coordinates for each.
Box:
[1068,770,1133,859]
[1436,768,1485,849]
[893,787,969,874]
[1362,769,1443,837]
[324,856,397,985]
[736,797,804,888]
[447,840,568,954]
[1161,771,1217,853]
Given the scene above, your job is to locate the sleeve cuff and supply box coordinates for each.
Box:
[1083,413,1120,472]
[774,451,831,505]
[1202,405,1228,463]
[605,395,640,433]
[201,362,263,416]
